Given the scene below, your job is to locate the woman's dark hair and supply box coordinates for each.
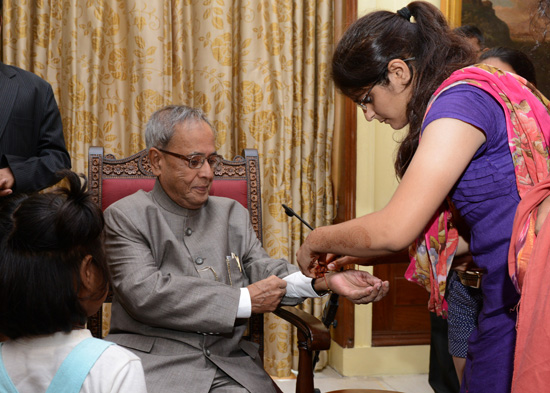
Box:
[480,46,537,86]
[332,1,477,179]
[0,170,109,339]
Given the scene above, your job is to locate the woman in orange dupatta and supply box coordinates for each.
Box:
[295,2,550,392]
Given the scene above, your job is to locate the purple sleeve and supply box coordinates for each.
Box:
[422,84,506,155]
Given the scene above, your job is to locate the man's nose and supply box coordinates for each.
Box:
[198,161,215,178]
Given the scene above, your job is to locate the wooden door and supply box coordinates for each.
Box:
[331,1,431,348]
[372,256,431,346]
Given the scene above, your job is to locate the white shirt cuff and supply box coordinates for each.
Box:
[237,287,252,318]
[283,272,318,298]
[238,272,318,319]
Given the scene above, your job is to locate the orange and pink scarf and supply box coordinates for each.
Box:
[405,64,550,317]
[509,176,550,392]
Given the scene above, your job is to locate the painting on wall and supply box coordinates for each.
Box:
[460,0,550,96]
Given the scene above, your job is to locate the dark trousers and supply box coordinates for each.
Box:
[428,312,460,393]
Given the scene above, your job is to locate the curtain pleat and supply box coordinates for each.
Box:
[2,0,334,377]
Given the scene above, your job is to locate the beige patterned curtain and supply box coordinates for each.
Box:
[1,0,334,376]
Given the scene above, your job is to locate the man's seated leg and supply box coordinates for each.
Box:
[210,368,250,392]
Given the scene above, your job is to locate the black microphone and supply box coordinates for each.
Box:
[282,203,314,230]
[281,203,339,372]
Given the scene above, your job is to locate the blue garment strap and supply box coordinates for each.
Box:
[46,337,114,393]
[0,343,19,393]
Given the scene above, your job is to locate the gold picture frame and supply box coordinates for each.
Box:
[441,0,463,28]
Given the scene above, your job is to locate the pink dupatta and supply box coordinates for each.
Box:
[405,64,550,317]
[509,177,550,392]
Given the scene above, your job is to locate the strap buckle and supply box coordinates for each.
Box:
[456,269,485,289]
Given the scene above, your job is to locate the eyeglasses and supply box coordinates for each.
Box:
[355,57,416,111]
[356,83,377,111]
[157,148,223,170]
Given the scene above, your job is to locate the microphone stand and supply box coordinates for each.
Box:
[282,204,339,371]
[282,204,314,230]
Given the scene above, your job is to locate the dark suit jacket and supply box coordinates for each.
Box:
[104,182,303,393]
[0,62,71,192]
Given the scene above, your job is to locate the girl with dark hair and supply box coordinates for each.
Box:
[297,2,550,392]
[480,46,537,86]
[0,170,147,393]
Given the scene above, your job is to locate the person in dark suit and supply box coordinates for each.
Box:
[0,0,71,196]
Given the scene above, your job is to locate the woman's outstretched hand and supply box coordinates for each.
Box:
[296,241,326,278]
[325,255,364,271]
[327,270,390,304]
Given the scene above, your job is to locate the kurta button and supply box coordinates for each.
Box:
[185,228,193,236]
[195,257,204,265]
[205,349,211,356]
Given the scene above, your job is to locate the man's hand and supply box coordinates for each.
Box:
[247,275,287,313]
[0,168,14,196]
[327,270,389,304]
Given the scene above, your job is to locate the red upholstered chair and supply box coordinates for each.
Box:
[87,146,331,393]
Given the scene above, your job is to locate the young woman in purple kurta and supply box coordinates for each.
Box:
[293,2,550,392]
[423,84,521,391]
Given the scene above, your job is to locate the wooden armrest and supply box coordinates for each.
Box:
[273,306,331,351]
[273,306,330,393]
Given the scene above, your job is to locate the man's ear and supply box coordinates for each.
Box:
[148,147,162,177]
[387,59,413,86]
